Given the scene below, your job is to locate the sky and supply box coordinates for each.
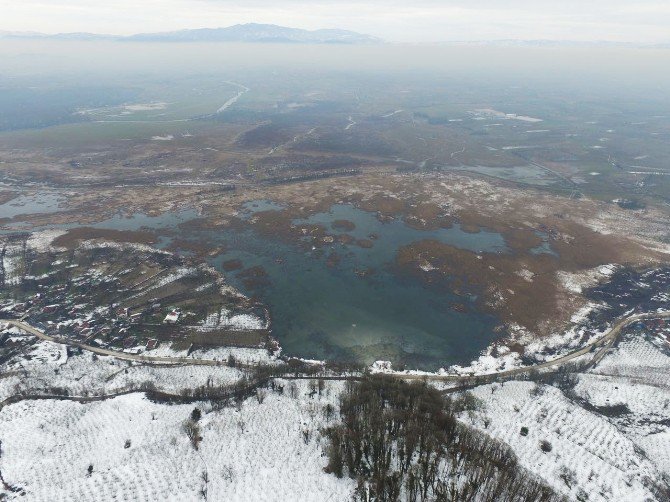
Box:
[1,0,669,43]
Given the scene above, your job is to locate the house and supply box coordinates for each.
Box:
[42,304,60,314]
[146,339,159,350]
[163,309,181,324]
[122,337,137,348]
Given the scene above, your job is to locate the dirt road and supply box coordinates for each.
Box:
[3,310,668,385]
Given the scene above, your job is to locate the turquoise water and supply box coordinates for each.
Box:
[0,191,65,219]
[207,203,505,369]
[89,209,199,231]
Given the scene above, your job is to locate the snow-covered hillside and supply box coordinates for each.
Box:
[2,318,670,500]
[575,335,670,475]
[0,381,355,501]
[461,331,670,501]
[461,381,662,501]
[0,337,255,401]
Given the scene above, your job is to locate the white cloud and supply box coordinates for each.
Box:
[0,0,668,43]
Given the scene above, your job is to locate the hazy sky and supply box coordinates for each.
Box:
[1,0,669,43]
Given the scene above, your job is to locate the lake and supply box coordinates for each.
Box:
[2,195,506,370]
[205,202,504,369]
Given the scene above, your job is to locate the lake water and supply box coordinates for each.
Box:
[2,195,506,369]
[89,209,199,231]
[0,191,65,219]
[207,203,504,369]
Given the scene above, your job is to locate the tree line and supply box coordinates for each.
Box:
[324,375,563,502]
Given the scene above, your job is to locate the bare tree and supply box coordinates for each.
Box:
[200,470,209,500]
[182,419,202,450]
[323,376,561,502]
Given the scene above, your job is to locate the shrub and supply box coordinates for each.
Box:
[530,383,546,397]
[452,391,483,413]
[323,403,335,422]
[191,407,202,422]
[182,419,202,450]
[559,466,577,488]
[287,382,299,399]
[227,354,236,368]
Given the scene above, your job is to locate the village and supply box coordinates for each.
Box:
[0,234,273,364]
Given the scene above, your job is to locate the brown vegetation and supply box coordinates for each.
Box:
[52,227,157,248]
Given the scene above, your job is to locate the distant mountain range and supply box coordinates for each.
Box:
[2,27,665,48]
[450,39,670,48]
[0,23,381,44]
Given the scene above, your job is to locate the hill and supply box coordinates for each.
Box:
[0,24,380,44]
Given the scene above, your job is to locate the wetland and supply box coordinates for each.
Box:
[82,200,511,369]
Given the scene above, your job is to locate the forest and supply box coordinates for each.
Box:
[325,376,563,502]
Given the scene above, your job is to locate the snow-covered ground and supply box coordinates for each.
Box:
[461,380,664,501]
[149,343,279,366]
[471,108,543,123]
[575,334,670,475]
[0,380,355,501]
[3,227,670,500]
[197,307,266,331]
[0,338,248,400]
[557,264,619,294]
[2,329,670,500]
[26,230,67,252]
[460,330,670,501]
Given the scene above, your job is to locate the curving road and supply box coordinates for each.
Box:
[2,319,229,367]
[3,310,669,384]
[419,310,670,384]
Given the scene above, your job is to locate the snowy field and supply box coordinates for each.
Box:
[2,303,670,500]
[0,338,250,400]
[148,343,279,366]
[461,331,670,501]
[0,380,354,501]
[461,381,663,501]
[576,335,670,475]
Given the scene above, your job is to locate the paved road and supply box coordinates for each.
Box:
[3,310,669,384]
